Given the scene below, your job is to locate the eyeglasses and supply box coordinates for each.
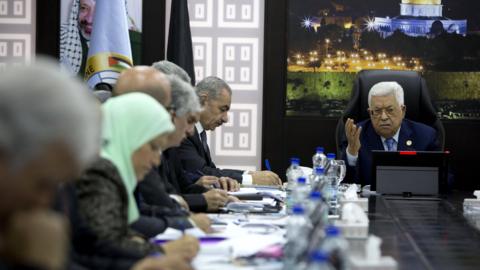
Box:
[369,107,398,118]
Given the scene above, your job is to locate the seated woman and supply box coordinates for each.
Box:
[74,93,199,266]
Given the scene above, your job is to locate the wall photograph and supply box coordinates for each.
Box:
[287,0,480,120]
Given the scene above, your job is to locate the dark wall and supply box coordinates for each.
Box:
[36,0,60,57]
[141,0,166,65]
[36,0,166,65]
[262,0,480,190]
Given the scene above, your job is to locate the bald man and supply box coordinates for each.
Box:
[114,66,172,106]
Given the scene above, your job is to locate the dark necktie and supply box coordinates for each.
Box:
[385,137,395,151]
[200,130,210,155]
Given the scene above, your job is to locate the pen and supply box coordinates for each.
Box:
[196,169,205,176]
[265,159,271,171]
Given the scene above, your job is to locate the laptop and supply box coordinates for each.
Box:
[371,150,449,196]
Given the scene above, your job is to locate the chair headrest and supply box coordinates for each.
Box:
[348,70,436,125]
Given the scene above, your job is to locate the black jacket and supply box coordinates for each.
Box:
[54,183,145,270]
[177,127,244,181]
[163,148,209,212]
[74,158,163,258]
[135,161,194,238]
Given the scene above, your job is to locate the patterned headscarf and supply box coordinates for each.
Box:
[60,0,83,75]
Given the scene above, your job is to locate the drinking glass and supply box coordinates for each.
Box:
[336,160,346,185]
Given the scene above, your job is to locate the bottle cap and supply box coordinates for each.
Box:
[297,177,306,184]
[326,153,336,159]
[315,167,324,174]
[310,250,329,262]
[316,147,324,153]
[292,205,305,214]
[310,191,322,200]
[325,225,340,236]
[290,157,300,165]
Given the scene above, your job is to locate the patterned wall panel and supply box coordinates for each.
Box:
[187,0,264,171]
[0,0,35,68]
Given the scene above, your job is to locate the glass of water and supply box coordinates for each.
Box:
[335,160,346,185]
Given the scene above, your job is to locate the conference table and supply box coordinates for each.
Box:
[369,193,480,270]
[188,189,480,270]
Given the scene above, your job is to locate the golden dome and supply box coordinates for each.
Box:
[401,0,441,4]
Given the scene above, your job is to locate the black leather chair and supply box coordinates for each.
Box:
[335,69,445,155]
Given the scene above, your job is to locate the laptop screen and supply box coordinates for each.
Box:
[371,150,449,196]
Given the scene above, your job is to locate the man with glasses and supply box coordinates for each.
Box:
[341,81,440,185]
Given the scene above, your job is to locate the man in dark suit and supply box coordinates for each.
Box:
[177,76,282,186]
[340,81,440,185]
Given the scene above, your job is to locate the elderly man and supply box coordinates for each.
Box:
[113,65,172,106]
[177,76,282,186]
[152,61,241,192]
[0,60,101,269]
[341,81,440,185]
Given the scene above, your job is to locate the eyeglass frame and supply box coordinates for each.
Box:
[367,105,405,118]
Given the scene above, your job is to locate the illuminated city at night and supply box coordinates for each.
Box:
[286,0,480,119]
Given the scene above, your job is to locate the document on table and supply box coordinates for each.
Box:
[152,227,206,241]
[229,187,286,198]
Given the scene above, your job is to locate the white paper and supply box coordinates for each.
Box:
[153,227,206,241]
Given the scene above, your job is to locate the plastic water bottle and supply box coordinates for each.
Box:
[307,191,329,228]
[306,191,322,215]
[324,153,337,175]
[283,205,312,270]
[320,226,349,270]
[324,154,339,214]
[311,167,326,193]
[306,250,334,270]
[292,177,310,207]
[312,147,328,170]
[286,157,304,190]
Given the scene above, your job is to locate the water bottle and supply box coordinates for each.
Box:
[306,191,321,216]
[320,226,349,270]
[311,167,327,193]
[324,153,337,175]
[283,205,313,270]
[307,191,329,229]
[325,154,339,214]
[312,147,328,170]
[306,250,334,270]
[286,157,304,190]
[292,177,310,207]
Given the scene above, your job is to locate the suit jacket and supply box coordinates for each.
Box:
[135,163,195,237]
[177,127,244,181]
[340,119,440,186]
[163,148,209,212]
